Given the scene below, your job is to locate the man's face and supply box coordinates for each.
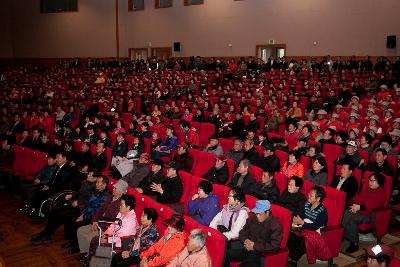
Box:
[95,177,106,191]
[56,154,66,165]
[243,141,252,151]
[346,145,356,155]
[233,141,242,152]
[376,151,386,165]
[209,139,218,147]
[341,164,352,178]
[96,143,105,154]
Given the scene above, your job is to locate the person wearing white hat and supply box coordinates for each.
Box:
[363,115,382,135]
[315,110,328,125]
[336,141,364,168]
[389,129,400,147]
[311,121,323,142]
[347,113,361,130]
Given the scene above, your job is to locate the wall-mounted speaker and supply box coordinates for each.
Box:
[173,42,181,52]
[387,35,396,48]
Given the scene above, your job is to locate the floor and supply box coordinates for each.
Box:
[0,191,400,267]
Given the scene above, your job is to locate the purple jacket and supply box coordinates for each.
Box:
[187,192,221,225]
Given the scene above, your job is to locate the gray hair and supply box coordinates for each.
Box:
[189,229,206,247]
[240,159,251,169]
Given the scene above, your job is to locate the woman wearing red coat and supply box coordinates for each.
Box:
[342,173,387,253]
[281,150,305,179]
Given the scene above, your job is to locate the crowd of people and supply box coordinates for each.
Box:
[0,55,400,266]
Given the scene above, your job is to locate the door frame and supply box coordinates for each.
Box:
[128,48,149,60]
[151,47,172,60]
[255,44,287,60]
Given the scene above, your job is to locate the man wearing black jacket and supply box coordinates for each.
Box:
[89,142,108,173]
[256,145,281,173]
[242,139,260,165]
[330,163,358,201]
[112,133,128,158]
[31,151,74,219]
[151,162,183,204]
[201,156,230,185]
[366,148,394,177]
[136,159,165,195]
[229,159,256,195]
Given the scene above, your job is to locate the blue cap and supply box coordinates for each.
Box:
[251,200,271,213]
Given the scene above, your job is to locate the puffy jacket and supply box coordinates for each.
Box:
[141,229,187,267]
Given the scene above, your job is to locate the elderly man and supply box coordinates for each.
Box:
[151,162,183,204]
[242,139,260,165]
[224,200,282,267]
[167,229,211,267]
[366,148,394,177]
[201,155,230,185]
[336,141,364,168]
[229,159,256,195]
[225,139,245,167]
[76,179,128,258]
[203,135,224,157]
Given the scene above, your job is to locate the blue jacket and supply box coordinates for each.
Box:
[187,192,221,225]
[35,164,57,184]
[159,136,178,152]
[81,189,110,221]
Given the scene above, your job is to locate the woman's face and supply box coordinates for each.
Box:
[198,187,207,198]
[368,175,380,190]
[141,212,151,226]
[228,191,239,207]
[288,154,297,164]
[288,179,298,193]
[168,226,178,235]
[120,200,130,213]
[313,160,323,172]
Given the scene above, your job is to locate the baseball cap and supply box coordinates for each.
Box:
[251,200,271,213]
[113,179,128,194]
[347,140,357,147]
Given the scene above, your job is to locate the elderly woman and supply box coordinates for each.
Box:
[187,180,221,225]
[209,187,249,241]
[167,229,212,267]
[112,208,159,267]
[303,156,328,186]
[88,194,138,263]
[140,214,187,267]
[343,173,387,253]
[280,150,305,179]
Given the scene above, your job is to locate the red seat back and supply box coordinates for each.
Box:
[250,165,264,183]
[275,150,288,169]
[178,170,194,204]
[218,138,234,153]
[321,186,346,227]
[212,183,230,207]
[323,144,344,162]
[274,172,288,194]
[362,171,392,207]
[270,204,292,248]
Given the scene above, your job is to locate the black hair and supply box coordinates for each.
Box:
[143,207,158,223]
[178,119,190,129]
[289,150,301,162]
[230,186,246,204]
[263,169,275,178]
[289,176,304,190]
[121,194,136,210]
[314,156,328,172]
[303,125,312,133]
[371,173,386,187]
[198,180,213,195]
[336,130,349,142]
[311,185,326,202]
[375,148,388,156]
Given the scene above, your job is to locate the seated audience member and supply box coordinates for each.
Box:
[209,187,249,241]
[293,137,309,155]
[173,142,194,173]
[330,163,358,201]
[30,176,109,250]
[242,139,260,165]
[99,130,111,148]
[319,127,337,146]
[225,139,245,167]
[306,144,322,160]
[87,194,138,262]
[335,130,349,147]
[280,150,305,179]
[136,159,165,195]
[76,179,127,258]
[203,135,224,157]
[140,214,187,267]
[336,141,364,168]
[39,132,53,153]
[129,136,145,159]
[140,122,152,139]
[30,151,74,219]
[366,148,394,177]
[86,125,99,145]
[303,156,328,185]
[276,176,306,215]
[201,155,230,185]
[360,133,374,155]
[229,159,256,195]
[187,180,221,225]
[71,126,86,142]
[89,142,108,173]
[0,137,16,188]
[178,119,199,148]
[167,229,211,267]
[112,208,160,267]
[251,170,280,203]
[255,145,281,173]
[8,113,25,135]
[343,173,387,253]
[19,153,57,212]
[287,186,329,265]
[122,153,150,187]
[19,129,32,147]
[151,162,183,204]
[152,126,178,159]
[364,243,394,267]
[224,200,282,267]
[112,133,128,158]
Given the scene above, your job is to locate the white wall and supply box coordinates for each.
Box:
[6,0,400,58]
